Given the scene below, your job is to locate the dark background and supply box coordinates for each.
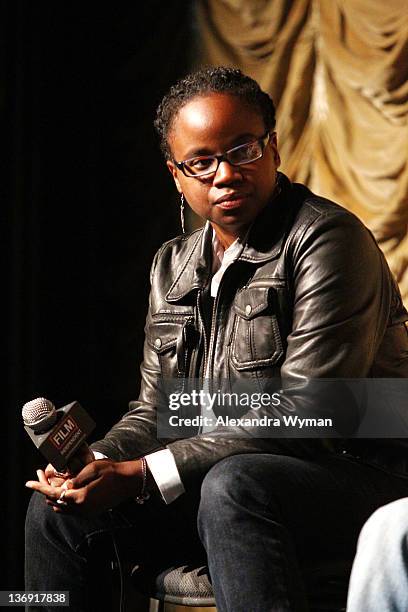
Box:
[3,2,195,588]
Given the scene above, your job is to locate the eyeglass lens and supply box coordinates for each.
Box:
[183,136,267,177]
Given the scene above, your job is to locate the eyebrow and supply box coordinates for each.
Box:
[182,133,260,160]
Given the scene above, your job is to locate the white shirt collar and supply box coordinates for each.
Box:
[210,227,246,297]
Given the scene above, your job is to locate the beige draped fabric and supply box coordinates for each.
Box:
[195,0,408,303]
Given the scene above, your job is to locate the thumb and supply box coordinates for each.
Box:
[67,461,101,489]
[62,479,75,490]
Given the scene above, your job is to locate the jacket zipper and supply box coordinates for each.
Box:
[196,269,236,433]
[176,317,197,397]
[205,297,218,385]
[197,290,208,381]
[204,271,230,385]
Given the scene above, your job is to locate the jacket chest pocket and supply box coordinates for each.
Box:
[230,287,284,371]
[147,316,197,378]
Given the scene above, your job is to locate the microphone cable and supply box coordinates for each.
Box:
[108,509,125,612]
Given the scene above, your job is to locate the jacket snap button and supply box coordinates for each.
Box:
[245,304,252,316]
[154,338,162,348]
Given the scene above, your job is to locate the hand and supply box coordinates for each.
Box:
[27,469,69,508]
[44,443,95,487]
[26,459,144,517]
[66,443,95,474]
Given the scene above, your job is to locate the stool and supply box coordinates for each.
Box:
[131,560,351,611]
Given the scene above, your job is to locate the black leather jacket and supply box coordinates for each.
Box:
[91,174,408,487]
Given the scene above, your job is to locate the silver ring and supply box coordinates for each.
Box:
[56,489,68,506]
[54,468,67,478]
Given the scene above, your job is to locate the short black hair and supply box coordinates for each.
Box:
[154,66,276,160]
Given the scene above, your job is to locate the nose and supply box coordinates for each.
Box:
[212,160,243,185]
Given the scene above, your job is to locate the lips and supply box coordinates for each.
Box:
[214,193,250,209]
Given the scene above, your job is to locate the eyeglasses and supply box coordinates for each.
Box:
[173,132,271,178]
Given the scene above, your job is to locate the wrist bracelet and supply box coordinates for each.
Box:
[135,456,151,504]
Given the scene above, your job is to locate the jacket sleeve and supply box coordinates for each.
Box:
[280,208,391,380]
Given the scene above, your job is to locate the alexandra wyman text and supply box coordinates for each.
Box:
[168,415,333,429]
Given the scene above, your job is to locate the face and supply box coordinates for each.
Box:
[166,93,280,247]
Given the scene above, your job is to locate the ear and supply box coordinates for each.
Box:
[166,160,183,194]
[270,132,281,169]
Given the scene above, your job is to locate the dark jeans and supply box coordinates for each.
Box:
[25,484,204,612]
[25,453,408,612]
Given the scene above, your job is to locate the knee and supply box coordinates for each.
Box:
[25,491,71,545]
[198,456,243,543]
[198,455,272,526]
[25,491,70,548]
[25,492,50,539]
[199,458,233,513]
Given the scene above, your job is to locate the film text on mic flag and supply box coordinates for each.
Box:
[23,398,95,471]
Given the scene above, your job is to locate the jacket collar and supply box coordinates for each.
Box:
[240,172,295,263]
[166,173,297,303]
[165,223,213,303]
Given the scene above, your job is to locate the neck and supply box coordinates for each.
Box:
[211,224,244,250]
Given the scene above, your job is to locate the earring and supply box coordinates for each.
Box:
[180,193,186,234]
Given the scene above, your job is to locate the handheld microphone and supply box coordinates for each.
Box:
[22,397,96,471]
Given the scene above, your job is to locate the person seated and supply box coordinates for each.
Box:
[25,66,408,612]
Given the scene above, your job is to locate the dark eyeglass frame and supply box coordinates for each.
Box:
[173,131,272,178]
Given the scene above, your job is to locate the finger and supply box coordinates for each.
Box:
[46,497,72,513]
[52,505,68,514]
[45,464,69,478]
[25,481,62,500]
[62,487,86,505]
[53,468,71,478]
[51,504,77,515]
[69,461,106,488]
[46,498,61,508]
[45,488,70,505]
[47,495,86,516]
[48,477,66,488]
[45,465,70,486]
[36,470,48,485]
[44,463,55,476]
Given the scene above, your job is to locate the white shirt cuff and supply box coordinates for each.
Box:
[92,451,108,460]
[92,449,185,504]
[145,448,185,504]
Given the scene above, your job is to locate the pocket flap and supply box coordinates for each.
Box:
[233,287,270,319]
[147,321,183,353]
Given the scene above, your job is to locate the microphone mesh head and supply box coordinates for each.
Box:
[22,397,56,430]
